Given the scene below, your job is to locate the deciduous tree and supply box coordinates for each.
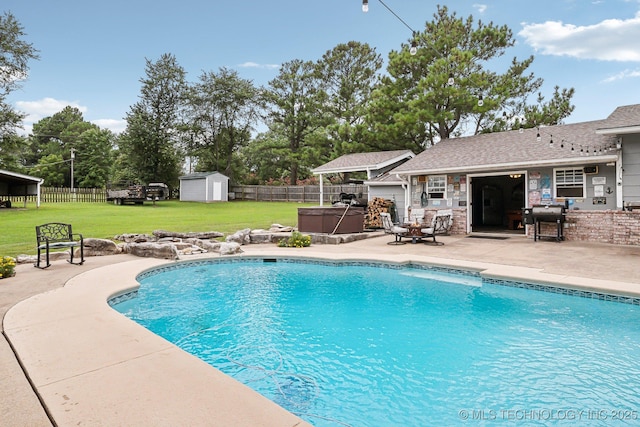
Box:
[119,53,187,188]
[185,67,261,181]
[0,12,38,160]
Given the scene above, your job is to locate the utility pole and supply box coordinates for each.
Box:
[70,148,75,191]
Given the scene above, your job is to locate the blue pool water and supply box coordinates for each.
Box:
[113,259,640,426]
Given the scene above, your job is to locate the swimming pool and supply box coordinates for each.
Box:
[112,258,640,426]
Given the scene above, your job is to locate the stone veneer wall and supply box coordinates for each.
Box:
[528,210,640,245]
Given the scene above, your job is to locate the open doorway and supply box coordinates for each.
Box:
[470,174,525,234]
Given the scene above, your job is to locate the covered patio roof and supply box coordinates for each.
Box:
[0,169,44,207]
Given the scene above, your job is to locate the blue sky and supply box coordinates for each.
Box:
[4,0,640,135]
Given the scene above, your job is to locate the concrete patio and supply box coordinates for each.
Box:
[2,231,640,426]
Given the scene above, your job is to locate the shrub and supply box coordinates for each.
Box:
[277,231,311,248]
[0,256,16,279]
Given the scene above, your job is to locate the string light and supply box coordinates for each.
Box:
[532,126,618,157]
[410,39,418,56]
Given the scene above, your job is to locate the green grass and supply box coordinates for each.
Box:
[0,200,315,257]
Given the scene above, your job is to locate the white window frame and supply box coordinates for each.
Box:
[427,175,447,199]
[554,168,585,198]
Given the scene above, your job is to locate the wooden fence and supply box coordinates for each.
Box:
[230,184,368,204]
[2,184,368,205]
[4,187,107,205]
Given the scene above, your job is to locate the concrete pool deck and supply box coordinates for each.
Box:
[2,231,640,426]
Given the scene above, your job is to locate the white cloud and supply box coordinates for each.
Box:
[473,4,488,14]
[602,68,640,82]
[13,97,126,135]
[237,62,280,69]
[519,11,640,61]
[15,97,88,124]
[91,119,127,134]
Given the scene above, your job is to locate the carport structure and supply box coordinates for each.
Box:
[0,169,44,208]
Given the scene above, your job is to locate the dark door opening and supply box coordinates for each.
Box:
[471,175,525,233]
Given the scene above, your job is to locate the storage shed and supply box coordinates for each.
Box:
[179,172,229,202]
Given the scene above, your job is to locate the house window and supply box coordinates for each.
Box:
[554,168,585,198]
[427,175,446,199]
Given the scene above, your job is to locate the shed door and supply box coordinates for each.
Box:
[213,181,222,201]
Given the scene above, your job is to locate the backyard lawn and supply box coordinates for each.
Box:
[0,200,314,257]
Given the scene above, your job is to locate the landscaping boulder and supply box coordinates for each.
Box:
[124,242,179,260]
[218,242,243,255]
[225,228,251,245]
[114,233,156,243]
[153,230,224,239]
[269,223,294,232]
[83,238,120,256]
[16,254,38,264]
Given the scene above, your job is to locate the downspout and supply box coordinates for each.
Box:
[319,173,324,206]
[395,173,410,221]
[617,138,624,209]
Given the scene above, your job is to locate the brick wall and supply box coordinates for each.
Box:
[424,208,467,235]
[529,210,640,245]
[567,210,640,245]
[425,208,640,245]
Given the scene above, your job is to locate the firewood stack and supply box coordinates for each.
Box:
[365,197,395,229]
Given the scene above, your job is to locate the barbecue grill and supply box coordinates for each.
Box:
[531,204,566,241]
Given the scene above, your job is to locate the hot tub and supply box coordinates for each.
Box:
[298,206,365,234]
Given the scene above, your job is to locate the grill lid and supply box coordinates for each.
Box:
[531,204,566,220]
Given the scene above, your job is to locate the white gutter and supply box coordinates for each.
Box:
[596,126,640,135]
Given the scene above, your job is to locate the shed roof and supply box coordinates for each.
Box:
[393,119,620,175]
[312,150,415,174]
[179,171,228,180]
[0,169,43,186]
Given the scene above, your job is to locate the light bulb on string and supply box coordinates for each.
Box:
[447,73,455,86]
[362,0,369,12]
[549,135,553,147]
[477,95,483,107]
[410,40,417,56]
[536,130,541,142]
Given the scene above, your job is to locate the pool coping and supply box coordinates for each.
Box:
[4,248,640,426]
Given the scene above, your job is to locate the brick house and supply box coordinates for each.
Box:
[390,104,640,244]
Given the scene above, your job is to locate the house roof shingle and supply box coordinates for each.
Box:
[596,104,640,134]
[393,119,620,175]
[312,150,414,174]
